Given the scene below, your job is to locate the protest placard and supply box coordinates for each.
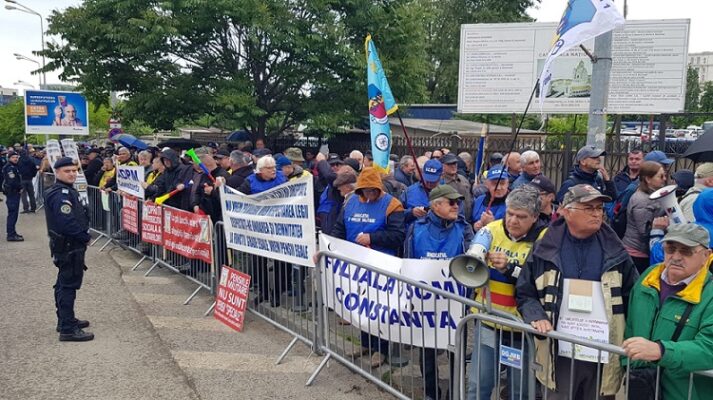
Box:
[214,265,251,332]
[141,202,163,245]
[219,175,316,267]
[116,165,145,199]
[121,194,139,234]
[59,139,89,199]
[319,234,465,350]
[162,206,212,264]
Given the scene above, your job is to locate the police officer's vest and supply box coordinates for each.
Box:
[342,192,394,255]
[246,171,286,193]
[411,217,466,259]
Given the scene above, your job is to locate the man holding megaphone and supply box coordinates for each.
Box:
[461,186,548,400]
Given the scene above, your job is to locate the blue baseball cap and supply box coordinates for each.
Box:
[486,164,506,181]
[644,150,674,166]
[275,155,292,169]
[422,159,443,182]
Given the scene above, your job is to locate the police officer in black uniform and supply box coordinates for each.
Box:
[44,157,94,342]
[3,150,23,241]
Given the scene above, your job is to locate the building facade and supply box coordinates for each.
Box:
[0,87,19,106]
[689,52,713,85]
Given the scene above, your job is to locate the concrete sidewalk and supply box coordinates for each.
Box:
[0,204,387,400]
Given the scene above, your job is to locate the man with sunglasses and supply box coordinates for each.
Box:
[623,223,713,400]
[404,184,474,400]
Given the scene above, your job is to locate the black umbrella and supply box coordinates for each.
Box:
[683,127,713,162]
[156,138,202,150]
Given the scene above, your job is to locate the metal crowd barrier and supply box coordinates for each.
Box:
[35,172,53,210]
[145,203,215,304]
[86,185,113,250]
[82,191,713,399]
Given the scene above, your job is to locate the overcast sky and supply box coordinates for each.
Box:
[1,0,711,93]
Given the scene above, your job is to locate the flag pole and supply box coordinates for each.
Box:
[395,110,425,187]
[485,80,539,212]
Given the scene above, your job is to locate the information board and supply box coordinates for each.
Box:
[458,20,690,114]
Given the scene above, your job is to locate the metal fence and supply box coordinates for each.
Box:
[81,189,713,400]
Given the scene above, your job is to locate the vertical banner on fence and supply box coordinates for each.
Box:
[116,165,145,199]
[319,234,465,350]
[162,206,213,264]
[59,139,89,200]
[121,194,139,234]
[141,202,163,245]
[214,265,251,332]
[219,175,316,267]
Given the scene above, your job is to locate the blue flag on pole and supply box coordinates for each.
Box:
[538,0,624,112]
[366,34,398,173]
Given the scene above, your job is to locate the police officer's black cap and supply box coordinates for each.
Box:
[54,157,77,169]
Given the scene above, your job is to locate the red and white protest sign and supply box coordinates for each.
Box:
[214,265,251,332]
[162,206,213,264]
[141,202,163,245]
[121,194,139,234]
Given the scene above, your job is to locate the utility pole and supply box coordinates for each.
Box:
[586,31,614,150]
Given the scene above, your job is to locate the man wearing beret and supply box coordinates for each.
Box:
[44,157,94,342]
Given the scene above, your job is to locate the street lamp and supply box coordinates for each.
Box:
[13,53,41,88]
[13,80,35,89]
[5,0,47,88]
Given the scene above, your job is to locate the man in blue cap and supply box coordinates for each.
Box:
[44,157,94,342]
[472,164,509,231]
[400,159,442,226]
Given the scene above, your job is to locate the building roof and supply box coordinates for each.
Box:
[388,117,539,137]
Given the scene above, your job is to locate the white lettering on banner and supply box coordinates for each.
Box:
[348,213,376,224]
[320,234,465,350]
[219,175,316,267]
[116,165,145,199]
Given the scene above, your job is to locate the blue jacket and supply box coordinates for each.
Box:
[239,171,287,194]
[394,167,416,187]
[471,192,507,224]
[401,182,430,224]
[511,172,539,189]
[556,165,617,204]
[43,180,91,244]
[404,212,473,259]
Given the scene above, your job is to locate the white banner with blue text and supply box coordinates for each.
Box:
[219,175,316,267]
[320,234,466,350]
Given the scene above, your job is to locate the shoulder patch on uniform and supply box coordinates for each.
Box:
[8,172,15,178]
[62,189,69,194]
[60,204,72,214]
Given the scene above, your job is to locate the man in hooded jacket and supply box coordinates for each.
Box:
[146,149,194,210]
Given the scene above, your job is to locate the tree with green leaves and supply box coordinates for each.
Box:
[699,82,713,113]
[685,66,701,112]
[0,99,27,146]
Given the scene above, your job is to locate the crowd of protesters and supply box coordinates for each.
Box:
[4,138,713,400]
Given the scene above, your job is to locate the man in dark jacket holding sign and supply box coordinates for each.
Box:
[44,157,94,342]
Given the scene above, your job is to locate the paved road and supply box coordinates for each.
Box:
[0,202,387,400]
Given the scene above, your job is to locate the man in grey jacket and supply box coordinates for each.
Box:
[680,163,713,222]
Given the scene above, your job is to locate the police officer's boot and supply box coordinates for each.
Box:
[59,328,95,342]
[56,319,90,332]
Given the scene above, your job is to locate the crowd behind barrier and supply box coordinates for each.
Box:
[43,151,713,400]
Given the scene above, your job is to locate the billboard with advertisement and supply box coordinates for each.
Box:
[24,90,89,135]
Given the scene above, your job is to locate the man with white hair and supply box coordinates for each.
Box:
[511,150,542,189]
[680,163,713,222]
[394,155,416,187]
[349,150,364,170]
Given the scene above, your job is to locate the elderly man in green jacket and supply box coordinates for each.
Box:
[623,223,713,400]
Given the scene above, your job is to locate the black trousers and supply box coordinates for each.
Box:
[53,248,87,334]
[20,180,36,211]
